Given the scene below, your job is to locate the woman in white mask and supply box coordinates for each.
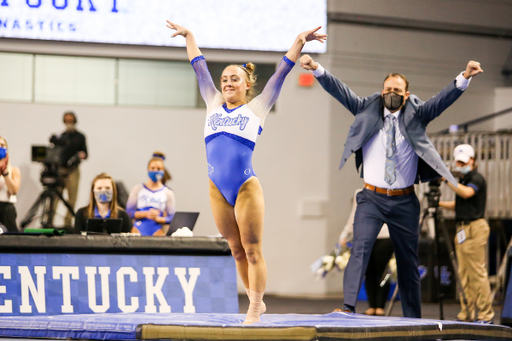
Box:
[0,136,21,232]
[74,173,132,234]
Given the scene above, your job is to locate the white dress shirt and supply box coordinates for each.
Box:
[312,64,471,189]
[363,108,418,189]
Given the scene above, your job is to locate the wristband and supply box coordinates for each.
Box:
[1,171,8,177]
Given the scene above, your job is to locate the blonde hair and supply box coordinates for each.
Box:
[0,136,12,176]
[227,62,258,101]
[148,151,172,184]
[86,173,119,219]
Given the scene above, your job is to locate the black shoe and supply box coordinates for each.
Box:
[333,304,355,314]
[332,308,354,313]
[343,304,355,313]
[475,319,494,325]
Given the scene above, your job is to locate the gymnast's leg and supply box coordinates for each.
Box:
[209,179,250,290]
[235,177,266,324]
[209,178,266,323]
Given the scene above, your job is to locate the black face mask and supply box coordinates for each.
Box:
[382,92,404,112]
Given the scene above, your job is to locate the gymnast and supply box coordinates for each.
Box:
[166,20,326,324]
[126,152,175,236]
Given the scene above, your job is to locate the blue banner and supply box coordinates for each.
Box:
[0,253,238,316]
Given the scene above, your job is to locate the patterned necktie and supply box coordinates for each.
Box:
[384,115,397,186]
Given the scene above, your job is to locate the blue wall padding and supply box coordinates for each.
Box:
[501,262,512,325]
[0,253,238,316]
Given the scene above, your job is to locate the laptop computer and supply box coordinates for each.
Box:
[166,212,200,236]
[85,218,123,234]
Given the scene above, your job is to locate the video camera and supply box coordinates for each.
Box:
[31,145,61,164]
[31,134,68,188]
[31,145,64,188]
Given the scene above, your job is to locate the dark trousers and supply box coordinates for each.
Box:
[0,202,18,232]
[365,238,394,309]
[344,188,421,317]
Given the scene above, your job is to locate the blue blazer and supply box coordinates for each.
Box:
[317,70,463,186]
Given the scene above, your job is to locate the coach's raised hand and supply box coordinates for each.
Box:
[463,60,483,79]
[299,54,319,71]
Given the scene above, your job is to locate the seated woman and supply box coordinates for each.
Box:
[74,172,132,234]
[126,152,175,236]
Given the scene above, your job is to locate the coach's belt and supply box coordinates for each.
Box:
[364,183,415,196]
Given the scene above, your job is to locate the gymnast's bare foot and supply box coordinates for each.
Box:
[243,291,264,324]
[242,303,261,324]
[260,300,266,315]
[246,289,266,316]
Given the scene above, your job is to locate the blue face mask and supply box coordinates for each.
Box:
[94,190,113,203]
[148,171,164,183]
[459,165,471,175]
[455,165,471,175]
[0,147,6,160]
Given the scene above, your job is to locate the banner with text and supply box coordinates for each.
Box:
[0,253,238,316]
[0,0,327,53]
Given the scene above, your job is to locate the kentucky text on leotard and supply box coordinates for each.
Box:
[191,55,294,206]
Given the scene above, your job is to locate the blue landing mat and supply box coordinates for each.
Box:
[0,312,511,341]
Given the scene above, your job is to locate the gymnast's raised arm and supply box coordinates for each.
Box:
[285,26,327,63]
[166,20,201,61]
[166,21,219,109]
[252,27,327,123]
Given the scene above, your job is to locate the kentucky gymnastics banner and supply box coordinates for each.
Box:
[0,253,238,316]
[0,0,327,53]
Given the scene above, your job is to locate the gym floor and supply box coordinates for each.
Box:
[239,294,503,324]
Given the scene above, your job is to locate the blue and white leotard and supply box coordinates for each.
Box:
[192,55,295,206]
[125,184,176,236]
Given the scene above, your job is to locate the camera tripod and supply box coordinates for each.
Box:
[20,184,75,229]
[419,198,468,320]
